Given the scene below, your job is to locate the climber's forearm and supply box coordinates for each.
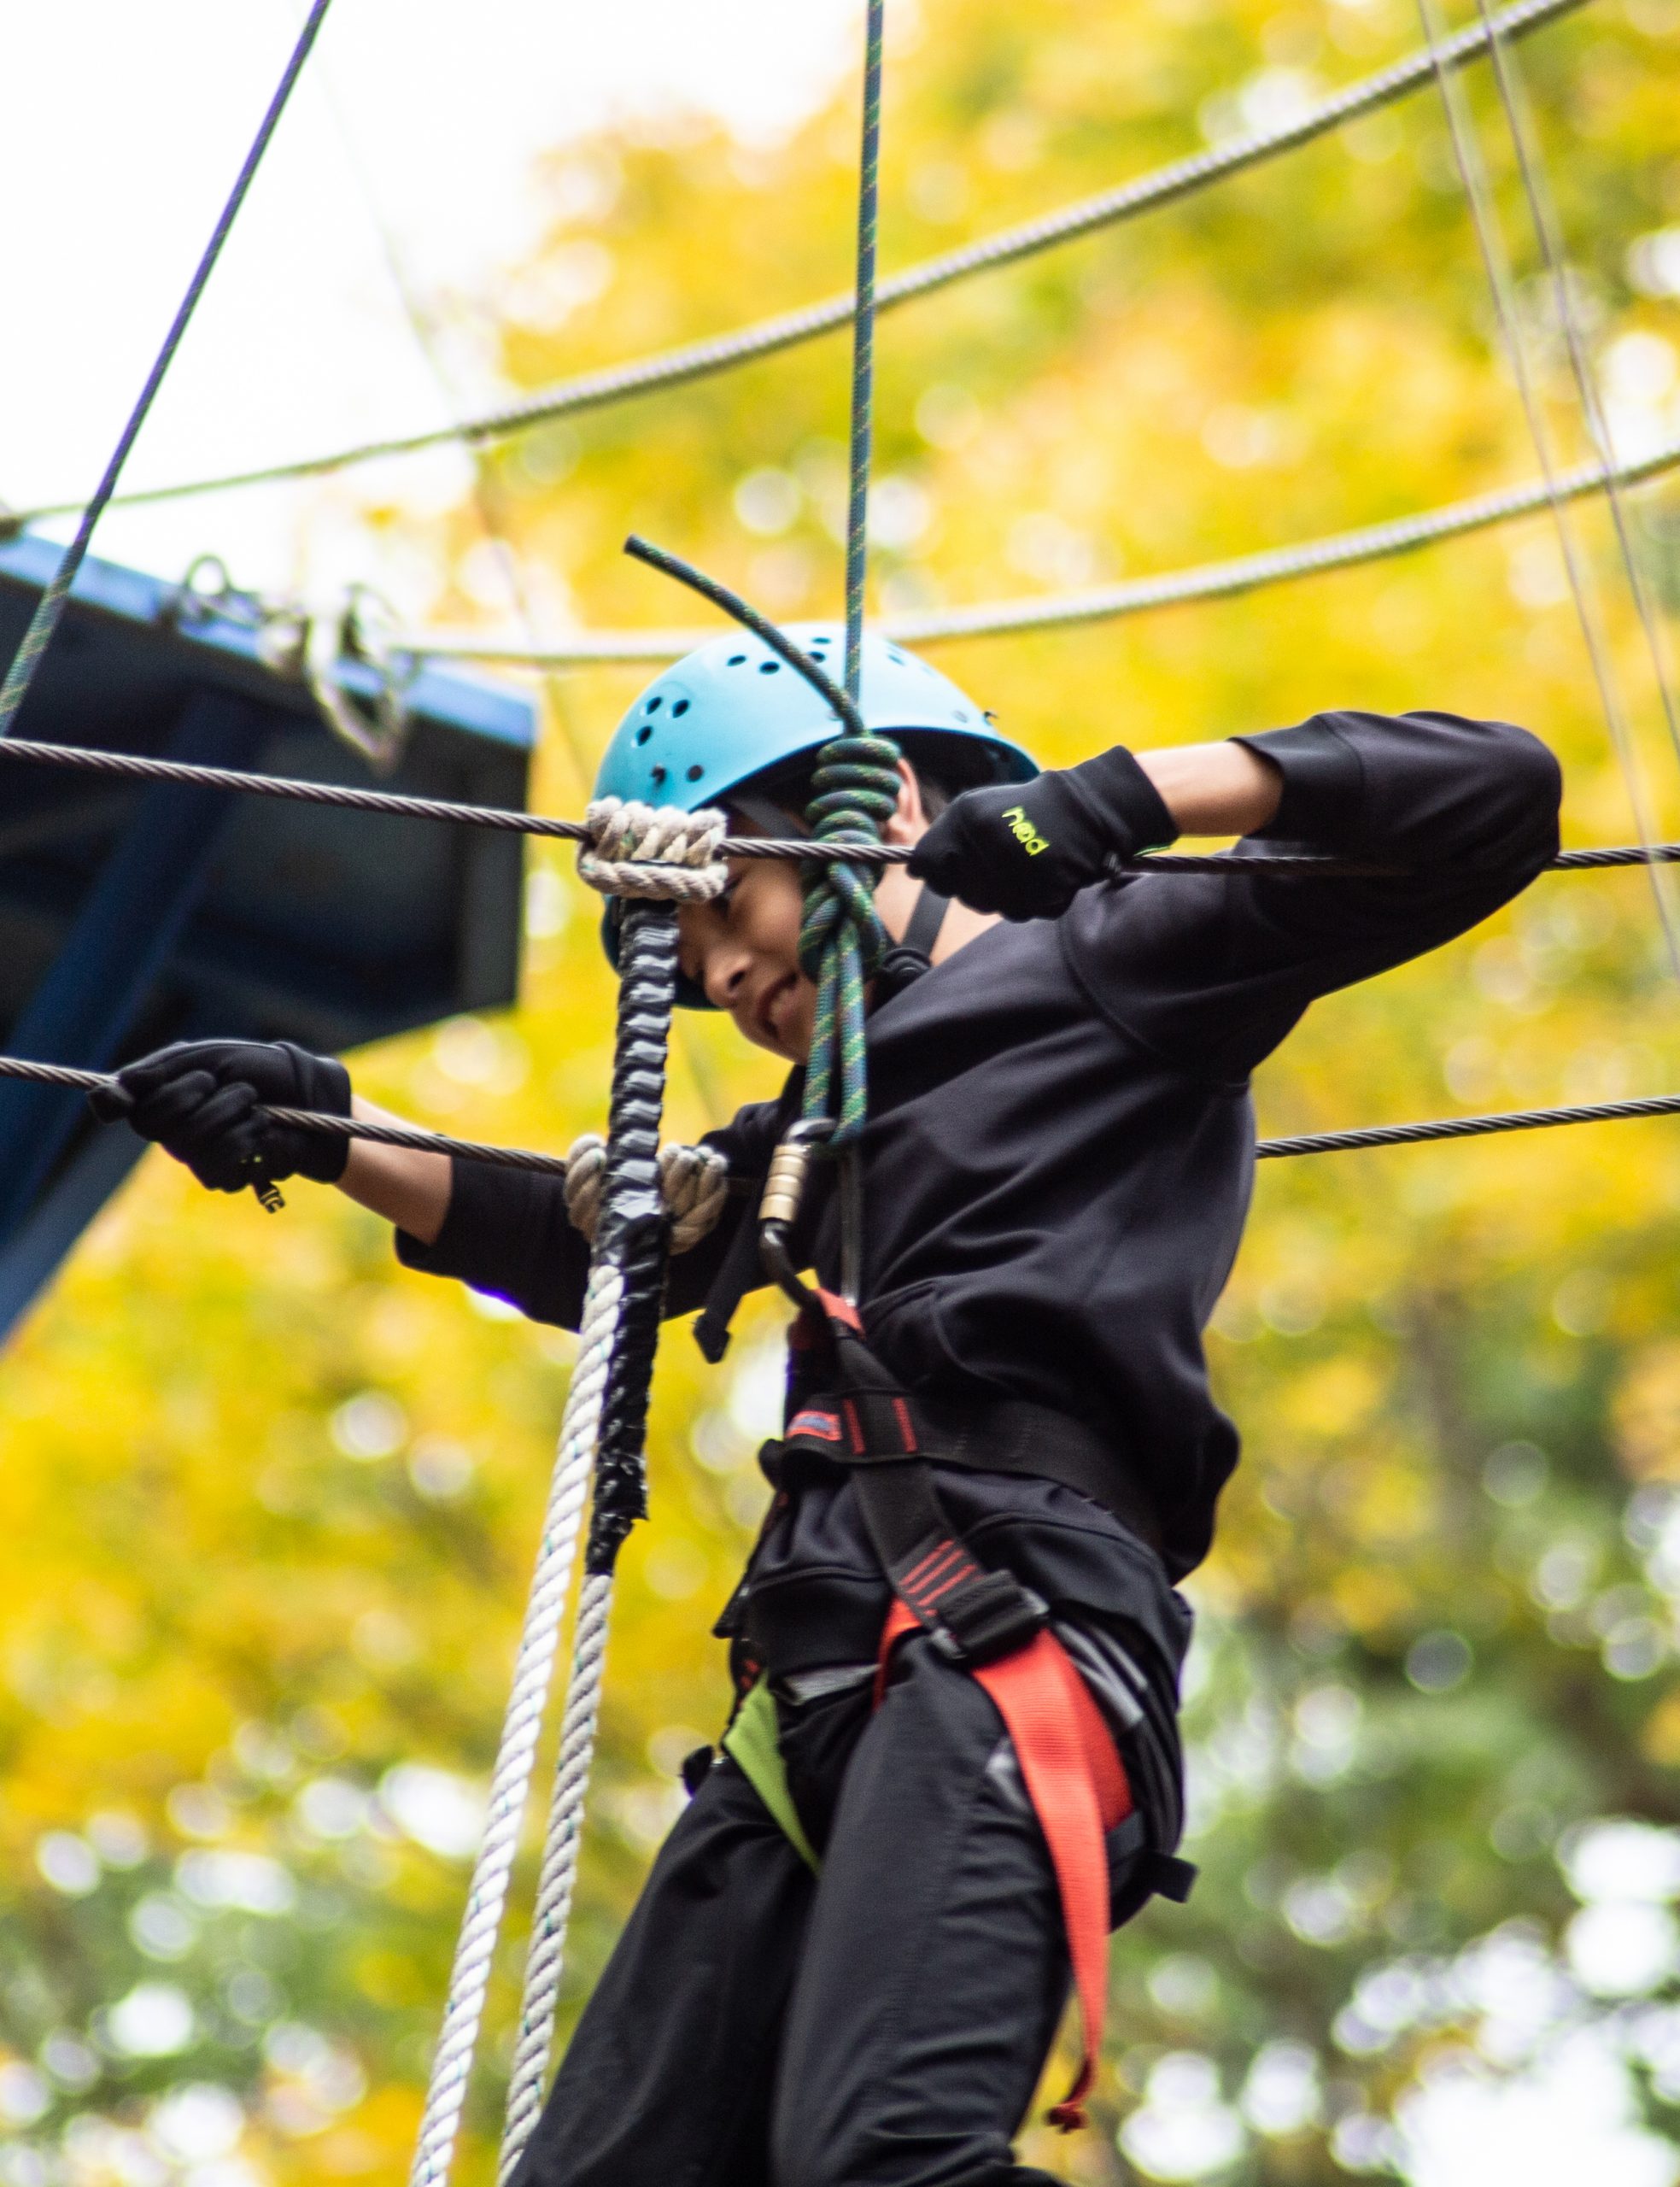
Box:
[339,1097,454,1245]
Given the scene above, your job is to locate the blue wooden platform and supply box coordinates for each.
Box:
[0,535,536,1337]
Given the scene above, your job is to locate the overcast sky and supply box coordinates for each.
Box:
[0,0,856,616]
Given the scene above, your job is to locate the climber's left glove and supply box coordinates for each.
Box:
[906,746,1178,922]
[90,1039,353,1196]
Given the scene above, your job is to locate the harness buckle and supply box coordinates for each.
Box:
[928,1577,1050,1667]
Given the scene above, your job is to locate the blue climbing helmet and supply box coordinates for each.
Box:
[594,621,1036,1005]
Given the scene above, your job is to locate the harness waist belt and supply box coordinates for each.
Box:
[781,1389,1165,1559]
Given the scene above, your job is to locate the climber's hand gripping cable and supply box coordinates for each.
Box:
[908,744,1180,921]
[90,1039,352,1207]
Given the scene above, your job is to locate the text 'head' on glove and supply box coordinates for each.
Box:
[906,745,1178,922]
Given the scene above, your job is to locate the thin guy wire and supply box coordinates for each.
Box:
[6,729,1680,875]
[0,0,1588,525]
[10,1046,1680,1165]
[395,430,1680,665]
[1415,0,1680,976]
[0,0,333,736]
[1472,2,1680,778]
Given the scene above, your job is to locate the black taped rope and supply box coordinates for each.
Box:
[3,727,1673,878]
[585,901,680,1574]
[0,1,333,739]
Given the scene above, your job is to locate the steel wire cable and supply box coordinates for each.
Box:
[0,0,1588,526]
[7,725,1680,877]
[10,1047,1679,1185]
[1414,0,1680,976]
[0,1,334,736]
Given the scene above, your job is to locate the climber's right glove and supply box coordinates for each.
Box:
[90,1039,353,1199]
[906,745,1179,922]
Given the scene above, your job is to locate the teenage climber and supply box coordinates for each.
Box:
[99,626,1560,2187]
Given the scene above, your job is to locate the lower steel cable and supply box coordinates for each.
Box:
[5,1052,1680,1166]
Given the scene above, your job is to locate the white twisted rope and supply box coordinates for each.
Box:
[563,1133,729,1254]
[495,1568,618,2180]
[407,1256,622,2187]
[576,798,729,901]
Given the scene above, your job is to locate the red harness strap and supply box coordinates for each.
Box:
[877,1600,1133,2131]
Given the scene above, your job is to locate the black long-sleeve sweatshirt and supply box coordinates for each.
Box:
[400,710,1561,1582]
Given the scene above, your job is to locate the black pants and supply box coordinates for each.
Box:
[507,1636,1144,2187]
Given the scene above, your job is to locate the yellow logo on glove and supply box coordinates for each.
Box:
[1002,805,1050,857]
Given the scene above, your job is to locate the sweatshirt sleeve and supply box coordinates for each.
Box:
[394,1094,789,1331]
[1062,710,1561,1082]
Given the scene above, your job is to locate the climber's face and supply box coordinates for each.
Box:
[677,851,817,1063]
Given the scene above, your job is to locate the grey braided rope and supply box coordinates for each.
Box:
[0,0,332,736]
[395,430,1680,665]
[496,904,679,2181]
[407,1254,619,2187]
[3,0,1586,522]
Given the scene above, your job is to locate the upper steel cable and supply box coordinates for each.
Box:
[0,0,1589,525]
[3,726,1680,877]
[0,2,334,736]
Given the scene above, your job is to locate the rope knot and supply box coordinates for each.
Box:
[577,797,729,901]
[563,1134,730,1253]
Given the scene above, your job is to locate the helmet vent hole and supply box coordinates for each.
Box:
[686,764,704,782]
[759,661,781,675]
[671,698,690,716]
[651,765,669,786]
[887,648,908,664]
[728,654,747,666]
[646,696,663,712]
[635,725,653,745]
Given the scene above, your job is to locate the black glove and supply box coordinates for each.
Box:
[907,747,1178,921]
[90,1040,353,1199]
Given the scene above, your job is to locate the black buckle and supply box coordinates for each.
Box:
[929,1575,1049,1666]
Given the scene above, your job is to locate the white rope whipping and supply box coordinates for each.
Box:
[577,798,729,901]
[563,1133,729,1253]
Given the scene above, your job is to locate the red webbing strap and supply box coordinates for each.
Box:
[876,1603,1132,2131]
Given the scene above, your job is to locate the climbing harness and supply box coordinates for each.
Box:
[3,0,1585,523]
